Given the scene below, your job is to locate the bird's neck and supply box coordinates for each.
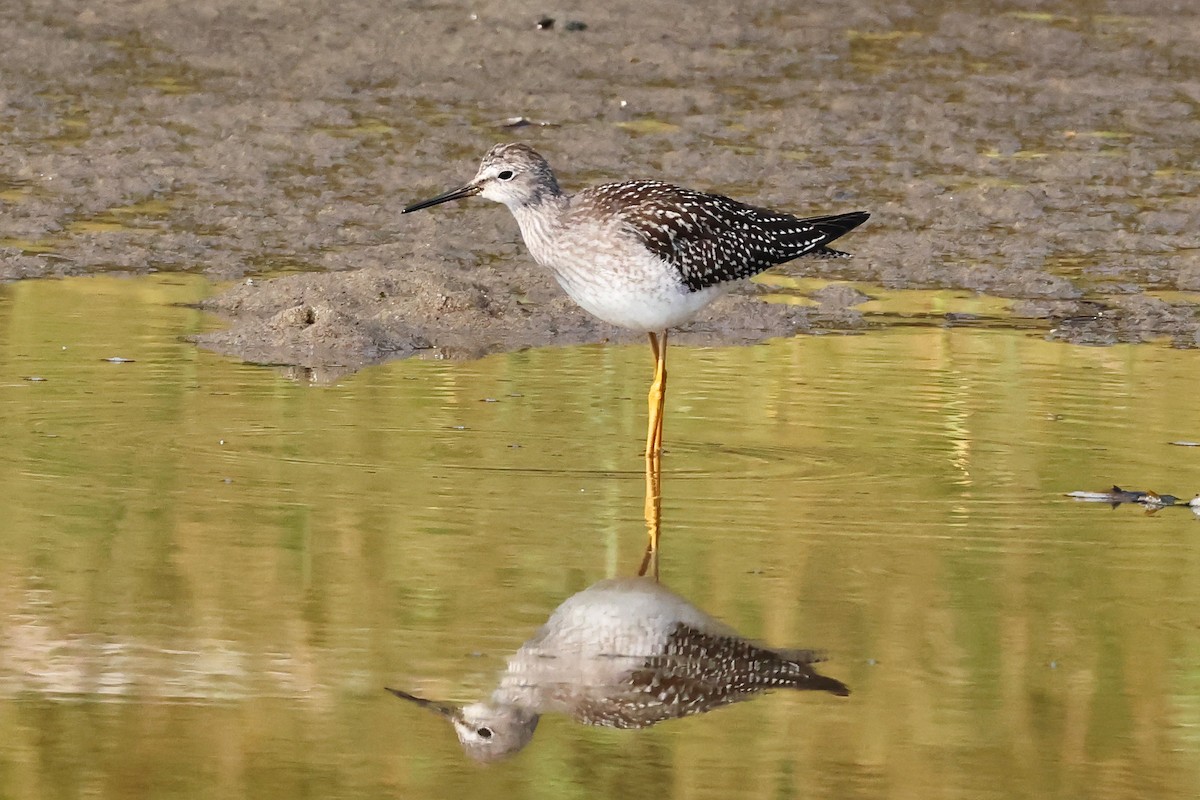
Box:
[509,192,569,254]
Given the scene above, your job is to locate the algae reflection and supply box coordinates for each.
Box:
[388,458,848,763]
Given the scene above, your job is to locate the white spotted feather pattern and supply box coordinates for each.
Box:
[577,181,869,292]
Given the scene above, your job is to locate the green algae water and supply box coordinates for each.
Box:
[1,275,1199,799]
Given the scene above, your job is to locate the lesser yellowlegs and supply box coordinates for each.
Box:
[403,143,869,462]
[388,577,848,762]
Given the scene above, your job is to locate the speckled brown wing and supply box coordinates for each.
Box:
[568,622,849,729]
[579,181,869,292]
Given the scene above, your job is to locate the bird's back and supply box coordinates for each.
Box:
[573,181,869,292]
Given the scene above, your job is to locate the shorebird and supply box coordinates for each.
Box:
[388,577,848,762]
[403,143,869,462]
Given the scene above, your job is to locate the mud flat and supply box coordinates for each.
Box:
[2,0,1197,368]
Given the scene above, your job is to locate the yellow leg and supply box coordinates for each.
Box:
[654,330,667,455]
[639,435,663,581]
[639,331,668,580]
[645,331,668,462]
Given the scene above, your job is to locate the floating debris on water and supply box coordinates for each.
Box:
[1065,485,1200,512]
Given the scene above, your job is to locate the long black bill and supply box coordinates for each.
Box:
[402,184,480,213]
[385,687,462,721]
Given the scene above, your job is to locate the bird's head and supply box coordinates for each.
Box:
[386,687,540,763]
[403,143,562,214]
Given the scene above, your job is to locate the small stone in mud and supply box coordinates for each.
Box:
[943,312,981,324]
[810,283,871,310]
[536,17,554,30]
[274,305,318,328]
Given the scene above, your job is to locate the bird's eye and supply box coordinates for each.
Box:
[477,727,494,740]
[497,170,514,181]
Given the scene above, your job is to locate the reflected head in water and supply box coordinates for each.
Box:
[387,577,848,763]
[384,689,539,763]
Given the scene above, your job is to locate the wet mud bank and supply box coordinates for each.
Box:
[2,0,1198,367]
[192,259,870,372]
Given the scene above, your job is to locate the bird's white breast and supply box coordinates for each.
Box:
[512,204,725,332]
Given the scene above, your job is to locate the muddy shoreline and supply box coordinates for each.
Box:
[3,0,1198,369]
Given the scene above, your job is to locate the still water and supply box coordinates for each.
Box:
[2,275,1199,799]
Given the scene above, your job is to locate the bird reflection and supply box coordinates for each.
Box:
[388,577,849,762]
